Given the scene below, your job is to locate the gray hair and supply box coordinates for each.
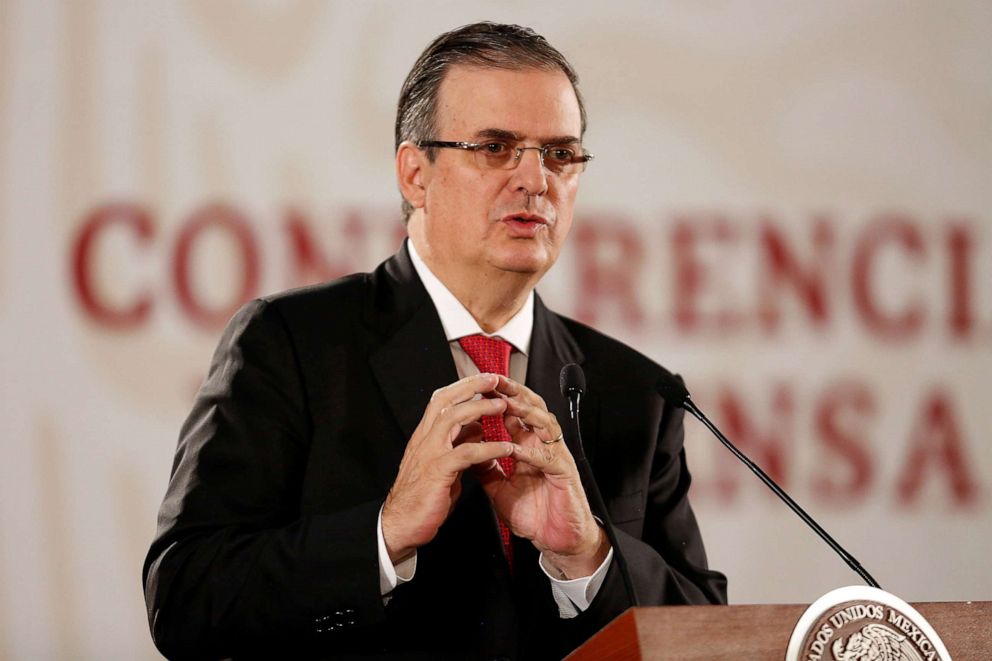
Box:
[395,22,587,220]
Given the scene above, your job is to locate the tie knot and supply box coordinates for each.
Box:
[458,335,512,377]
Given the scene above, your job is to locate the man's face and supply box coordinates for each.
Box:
[412,65,584,280]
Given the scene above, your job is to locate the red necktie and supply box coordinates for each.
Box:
[458,334,515,568]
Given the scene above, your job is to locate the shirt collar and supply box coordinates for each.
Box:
[407,239,533,356]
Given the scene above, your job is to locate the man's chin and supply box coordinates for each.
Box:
[488,247,554,276]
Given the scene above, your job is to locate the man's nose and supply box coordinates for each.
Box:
[511,147,549,196]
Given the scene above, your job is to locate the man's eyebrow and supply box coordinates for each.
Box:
[474,128,522,141]
[473,128,581,144]
[541,135,581,145]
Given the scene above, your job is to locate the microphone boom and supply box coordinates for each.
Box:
[662,375,881,589]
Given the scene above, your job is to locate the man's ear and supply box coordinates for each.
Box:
[396,141,428,210]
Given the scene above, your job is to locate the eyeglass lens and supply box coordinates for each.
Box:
[473,142,585,175]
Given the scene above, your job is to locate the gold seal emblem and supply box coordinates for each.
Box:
[831,622,924,660]
[786,587,952,661]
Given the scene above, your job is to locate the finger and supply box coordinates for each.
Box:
[509,442,570,476]
[439,440,515,475]
[508,419,572,469]
[410,374,498,451]
[429,396,507,448]
[504,414,541,440]
[501,399,562,443]
[468,454,507,485]
[493,375,547,410]
[424,373,501,425]
[451,421,484,448]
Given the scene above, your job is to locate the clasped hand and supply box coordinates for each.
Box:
[381,373,608,578]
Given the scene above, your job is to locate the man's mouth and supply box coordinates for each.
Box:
[501,213,549,227]
[500,213,551,239]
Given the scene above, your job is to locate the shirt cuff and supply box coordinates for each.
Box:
[539,546,614,618]
[377,503,417,597]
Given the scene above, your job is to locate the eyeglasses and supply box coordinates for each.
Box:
[417,139,594,176]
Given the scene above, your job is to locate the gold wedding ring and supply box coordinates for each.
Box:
[541,433,564,445]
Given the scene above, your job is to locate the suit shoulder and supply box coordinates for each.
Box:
[260,272,370,313]
[224,273,372,347]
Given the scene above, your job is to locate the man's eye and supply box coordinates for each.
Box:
[481,142,508,155]
[548,147,576,162]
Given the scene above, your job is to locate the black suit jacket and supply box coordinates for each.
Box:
[143,244,727,660]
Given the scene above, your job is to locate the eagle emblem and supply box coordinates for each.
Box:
[831,623,925,661]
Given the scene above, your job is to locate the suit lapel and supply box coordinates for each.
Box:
[368,245,459,447]
[525,295,591,461]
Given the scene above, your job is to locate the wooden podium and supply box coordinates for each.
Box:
[567,602,992,660]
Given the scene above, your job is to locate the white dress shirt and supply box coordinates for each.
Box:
[374,241,613,618]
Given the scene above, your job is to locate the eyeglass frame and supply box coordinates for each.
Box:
[416,139,595,175]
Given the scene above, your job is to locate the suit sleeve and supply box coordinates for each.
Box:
[554,394,728,652]
[142,300,386,659]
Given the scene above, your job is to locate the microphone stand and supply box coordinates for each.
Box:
[682,396,881,589]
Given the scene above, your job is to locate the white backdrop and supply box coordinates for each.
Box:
[1,1,990,658]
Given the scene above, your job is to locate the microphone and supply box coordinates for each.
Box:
[657,374,881,589]
[559,364,586,459]
[560,364,640,608]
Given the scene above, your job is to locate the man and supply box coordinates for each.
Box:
[144,22,726,660]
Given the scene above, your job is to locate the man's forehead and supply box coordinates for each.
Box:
[435,64,582,140]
